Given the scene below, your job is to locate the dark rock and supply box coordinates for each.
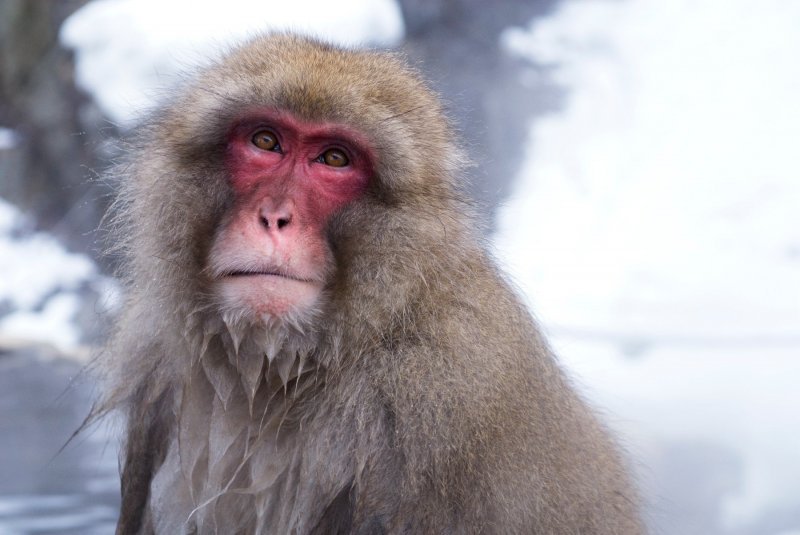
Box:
[0,0,114,264]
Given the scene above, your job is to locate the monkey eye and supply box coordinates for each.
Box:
[251,129,281,152]
[317,148,349,168]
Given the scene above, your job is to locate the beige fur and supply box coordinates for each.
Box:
[98,33,643,534]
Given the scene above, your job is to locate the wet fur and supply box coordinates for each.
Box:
[97,34,643,533]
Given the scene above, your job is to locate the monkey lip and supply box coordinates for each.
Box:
[215,268,323,318]
[222,270,316,284]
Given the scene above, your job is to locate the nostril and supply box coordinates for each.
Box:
[258,200,293,231]
[260,214,291,230]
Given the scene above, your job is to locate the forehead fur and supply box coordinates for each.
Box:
[221,34,438,121]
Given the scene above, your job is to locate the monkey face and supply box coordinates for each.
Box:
[206,109,374,323]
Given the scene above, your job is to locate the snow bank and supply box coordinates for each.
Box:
[497,0,800,341]
[0,127,18,150]
[496,0,800,531]
[0,199,100,353]
[60,0,405,127]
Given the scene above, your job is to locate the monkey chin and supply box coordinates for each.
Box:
[213,274,323,327]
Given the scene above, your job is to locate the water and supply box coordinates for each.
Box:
[0,347,119,535]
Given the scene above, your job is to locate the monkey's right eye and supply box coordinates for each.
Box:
[251,130,281,152]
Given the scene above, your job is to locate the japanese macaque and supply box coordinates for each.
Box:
[98,33,642,534]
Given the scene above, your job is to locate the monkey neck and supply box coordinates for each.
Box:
[147,313,331,531]
[185,310,325,409]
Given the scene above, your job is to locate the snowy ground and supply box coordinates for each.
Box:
[1,0,799,533]
[0,198,111,355]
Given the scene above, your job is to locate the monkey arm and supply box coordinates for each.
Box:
[342,268,641,534]
[116,387,174,535]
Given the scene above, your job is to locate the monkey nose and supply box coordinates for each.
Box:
[260,212,292,230]
[258,202,293,231]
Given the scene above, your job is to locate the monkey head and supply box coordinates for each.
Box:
[126,34,463,340]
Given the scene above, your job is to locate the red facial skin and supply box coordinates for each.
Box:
[207,110,373,320]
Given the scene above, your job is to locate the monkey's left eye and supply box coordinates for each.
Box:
[317,148,350,167]
[251,130,281,152]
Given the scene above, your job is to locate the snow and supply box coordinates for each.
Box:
[496,0,800,531]
[59,0,405,127]
[0,127,18,150]
[0,199,97,353]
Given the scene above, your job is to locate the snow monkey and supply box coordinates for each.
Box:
[97,33,643,534]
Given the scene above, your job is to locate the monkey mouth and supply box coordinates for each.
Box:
[222,270,315,284]
[214,267,323,318]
